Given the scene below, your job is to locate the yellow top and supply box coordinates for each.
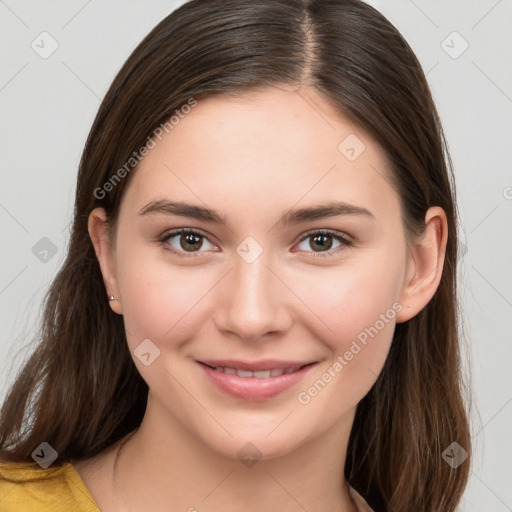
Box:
[0,461,375,512]
[0,461,100,512]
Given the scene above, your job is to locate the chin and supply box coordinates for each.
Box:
[191,414,315,464]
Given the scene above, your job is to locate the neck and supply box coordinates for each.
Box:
[110,397,359,512]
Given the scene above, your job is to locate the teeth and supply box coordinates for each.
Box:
[211,365,303,378]
[236,369,253,378]
[253,370,271,378]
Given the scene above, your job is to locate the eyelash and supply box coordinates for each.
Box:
[157,228,352,259]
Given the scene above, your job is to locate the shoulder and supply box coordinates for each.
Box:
[350,485,378,512]
[0,460,100,512]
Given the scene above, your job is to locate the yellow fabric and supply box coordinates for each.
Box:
[0,461,99,512]
[0,460,375,512]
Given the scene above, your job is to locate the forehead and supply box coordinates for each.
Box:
[120,86,400,225]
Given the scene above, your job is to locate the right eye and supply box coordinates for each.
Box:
[158,228,218,257]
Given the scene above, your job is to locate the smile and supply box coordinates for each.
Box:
[197,360,317,400]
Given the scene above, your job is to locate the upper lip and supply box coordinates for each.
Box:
[198,359,315,372]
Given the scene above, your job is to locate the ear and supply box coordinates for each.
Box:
[88,207,123,315]
[396,206,448,323]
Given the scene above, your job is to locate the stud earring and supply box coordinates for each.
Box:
[109,295,117,301]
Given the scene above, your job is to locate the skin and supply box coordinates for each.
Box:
[78,85,447,512]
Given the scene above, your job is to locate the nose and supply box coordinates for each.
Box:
[213,249,293,342]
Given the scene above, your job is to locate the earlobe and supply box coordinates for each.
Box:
[396,206,448,323]
[88,207,123,315]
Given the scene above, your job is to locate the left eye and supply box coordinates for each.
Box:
[295,230,351,256]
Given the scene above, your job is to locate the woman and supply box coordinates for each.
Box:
[0,0,471,511]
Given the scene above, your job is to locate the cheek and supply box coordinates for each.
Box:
[114,242,213,351]
[294,248,405,389]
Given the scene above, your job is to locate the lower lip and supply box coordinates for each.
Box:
[197,362,317,401]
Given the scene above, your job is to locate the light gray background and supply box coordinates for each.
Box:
[0,1,511,510]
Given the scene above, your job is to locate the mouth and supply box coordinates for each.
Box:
[196,359,318,400]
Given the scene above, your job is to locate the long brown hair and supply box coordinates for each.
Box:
[0,1,472,510]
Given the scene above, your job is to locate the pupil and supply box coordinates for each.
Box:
[311,234,332,251]
[181,233,202,251]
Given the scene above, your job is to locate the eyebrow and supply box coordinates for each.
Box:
[138,199,374,226]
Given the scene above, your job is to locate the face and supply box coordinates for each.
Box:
[92,86,425,461]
